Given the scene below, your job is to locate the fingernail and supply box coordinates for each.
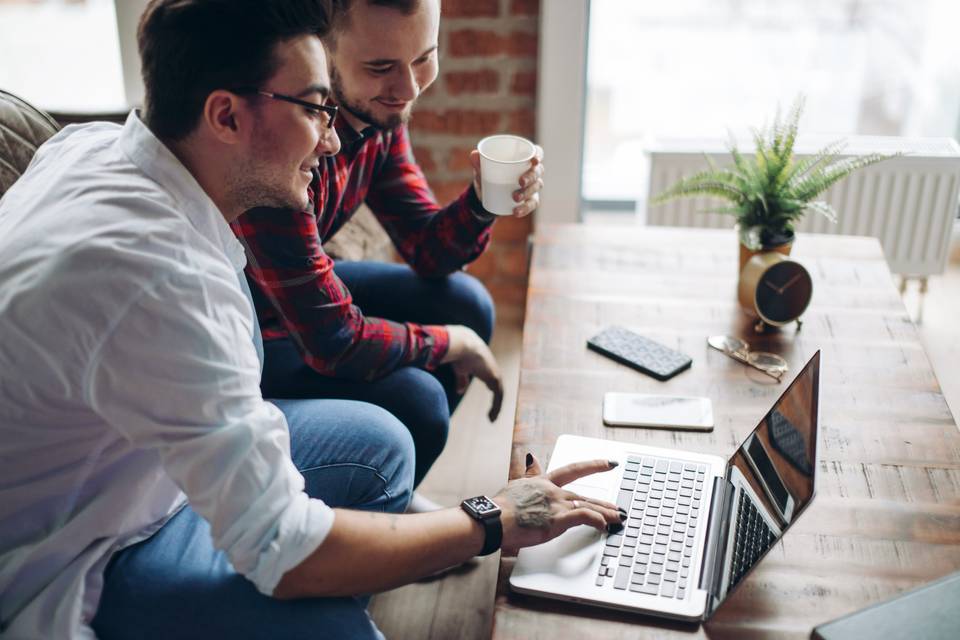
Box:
[525,452,533,469]
[608,460,619,469]
[606,522,624,535]
[618,507,628,521]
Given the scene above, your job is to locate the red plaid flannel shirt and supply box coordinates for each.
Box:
[230,122,495,381]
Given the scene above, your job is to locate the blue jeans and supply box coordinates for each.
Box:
[91,399,415,640]
[260,262,495,486]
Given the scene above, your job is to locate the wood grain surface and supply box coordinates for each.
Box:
[492,224,960,639]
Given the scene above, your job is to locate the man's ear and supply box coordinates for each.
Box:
[202,90,245,144]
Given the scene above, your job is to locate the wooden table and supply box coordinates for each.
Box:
[492,224,960,639]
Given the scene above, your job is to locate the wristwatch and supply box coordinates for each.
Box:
[460,495,503,556]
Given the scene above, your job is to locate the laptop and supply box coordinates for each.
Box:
[510,351,821,622]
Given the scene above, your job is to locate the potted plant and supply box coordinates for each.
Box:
[650,97,895,271]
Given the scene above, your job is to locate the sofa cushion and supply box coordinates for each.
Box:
[322,204,396,263]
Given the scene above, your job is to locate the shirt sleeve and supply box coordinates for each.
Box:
[364,125,496,277]
[84,267,332,597]
[232,202,449,381]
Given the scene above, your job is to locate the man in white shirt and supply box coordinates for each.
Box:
[0,1,623,638]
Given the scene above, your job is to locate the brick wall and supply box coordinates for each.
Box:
[409,0,540,316]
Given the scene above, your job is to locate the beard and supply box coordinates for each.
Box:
[330,63,412,131]
[229,110,313,213]
[230,168,309,213]
[230,148,311,214]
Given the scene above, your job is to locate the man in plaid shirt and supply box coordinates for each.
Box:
[231,0,545,497]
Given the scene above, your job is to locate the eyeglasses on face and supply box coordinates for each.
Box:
[233,88,338,128]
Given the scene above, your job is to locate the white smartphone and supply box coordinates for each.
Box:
[602,392,714,431]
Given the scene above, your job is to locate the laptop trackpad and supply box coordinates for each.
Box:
[511,524,601,576]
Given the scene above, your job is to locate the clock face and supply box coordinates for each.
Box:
[754,260,813,324]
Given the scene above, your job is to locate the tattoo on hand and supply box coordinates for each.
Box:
[503,482,551,529]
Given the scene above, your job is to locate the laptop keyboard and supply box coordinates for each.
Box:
[595,455,707,599]
[727,490,776,589]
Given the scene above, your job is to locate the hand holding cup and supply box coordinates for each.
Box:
[470,135,544,217]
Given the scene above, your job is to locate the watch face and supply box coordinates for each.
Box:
[755,260,813,324]
[464,496,501,518]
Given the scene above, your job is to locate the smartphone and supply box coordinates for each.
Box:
[602,392,714,431]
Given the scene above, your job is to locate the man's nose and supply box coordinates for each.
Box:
[317,126,341,157]
[390,66,418,102]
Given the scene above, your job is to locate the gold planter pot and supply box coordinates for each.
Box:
[738,238,793,273]
[736,225,795,273]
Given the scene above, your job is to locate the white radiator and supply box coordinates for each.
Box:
[644,135,960,276]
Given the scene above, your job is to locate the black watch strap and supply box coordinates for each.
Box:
[477,514,503,556]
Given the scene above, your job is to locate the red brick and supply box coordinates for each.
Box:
[510,0,540,16]
[411,109,501,135]
[448,29,503,57]
[430,179,471,204]
[443,0,500,17]
[446,146,478,172]
[506,31,539,57]
[448,29,538,58]
[504,108,536,139]
[510,70,537,96]
[445,69,499,96]
[412,145,437,172]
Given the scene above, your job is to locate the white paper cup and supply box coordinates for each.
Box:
[477,134,536,216]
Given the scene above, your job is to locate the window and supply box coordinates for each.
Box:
[0,0,126,113]
[583,0,960,213]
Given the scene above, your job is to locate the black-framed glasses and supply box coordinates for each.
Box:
[234,88,338,128]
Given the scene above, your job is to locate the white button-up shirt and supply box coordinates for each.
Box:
[0,113,334,639]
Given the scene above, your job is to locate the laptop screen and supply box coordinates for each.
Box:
[714,351,821,605]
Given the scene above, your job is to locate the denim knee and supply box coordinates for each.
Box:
[448,271,495,343]
[410,371,450,451]
[387,369,450,485]
[357,404,416,512]
[273,399,415,513]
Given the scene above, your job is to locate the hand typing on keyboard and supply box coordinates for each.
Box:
[495,455,626,556]
[597,455,707,599]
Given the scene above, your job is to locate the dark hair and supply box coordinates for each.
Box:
[326,0,421,42]
[138,0,334,140]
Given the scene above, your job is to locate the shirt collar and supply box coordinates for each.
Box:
[334,116,383,152]
[118,111,247,271]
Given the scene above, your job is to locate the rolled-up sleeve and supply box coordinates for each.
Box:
[234,201,449,380]
[85,267,332,596]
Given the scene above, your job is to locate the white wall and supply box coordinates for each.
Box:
[114,0,151,108]
[536,0,590,224]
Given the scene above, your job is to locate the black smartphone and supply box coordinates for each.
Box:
[586,326,692,381]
